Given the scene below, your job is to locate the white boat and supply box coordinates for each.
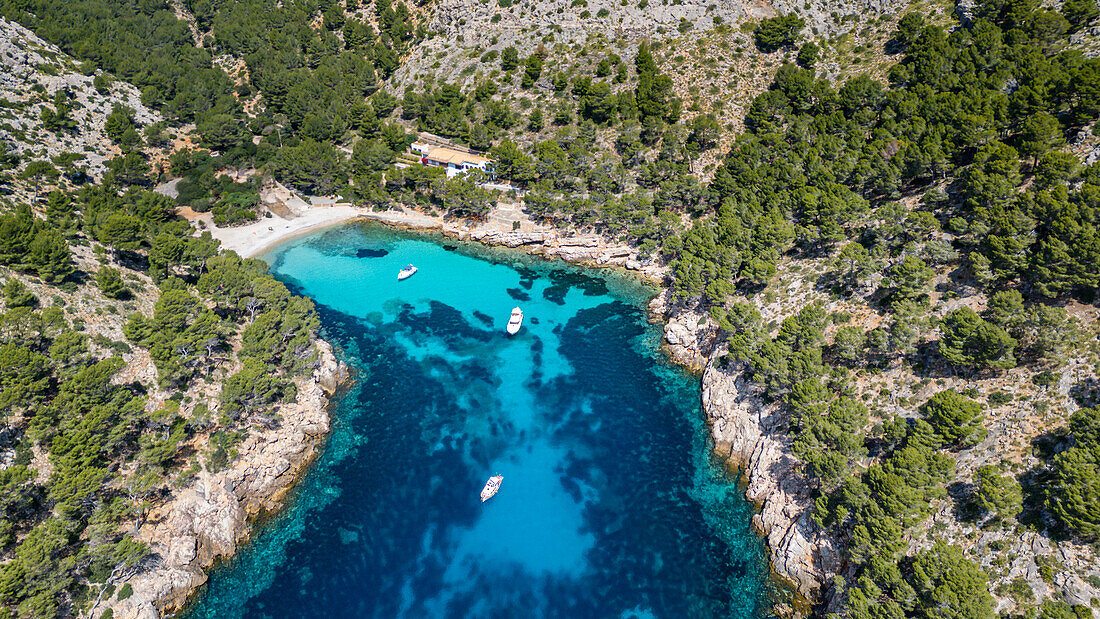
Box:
[480,475,503,502]
[397,264,418,280]
[506,307,523,335]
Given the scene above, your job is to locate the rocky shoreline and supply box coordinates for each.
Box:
[445,224,667,282]
[116,210,824,618]
[98,341,349,619]
[340,211,671,283]
[700,361,837,607]
[205,203,668,283]
[647,291,834,612]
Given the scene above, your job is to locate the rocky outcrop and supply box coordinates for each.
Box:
[701,361,839,604]
[648,289,714,371]
[98,341,348,619]
[649,294,836,607]
[314,341,350,395]
[448,223,667,281]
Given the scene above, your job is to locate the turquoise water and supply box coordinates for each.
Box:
[184,222,771,618]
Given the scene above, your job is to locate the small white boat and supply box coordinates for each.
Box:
[397,264,418,280]
[480,475,503,502]
[506,307,523,335]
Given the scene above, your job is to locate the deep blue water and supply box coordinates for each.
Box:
[184,223,771,618]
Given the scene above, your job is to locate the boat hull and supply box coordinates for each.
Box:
[480,475,503,502]
[506,307,523,334]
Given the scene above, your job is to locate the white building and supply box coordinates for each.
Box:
[412,142,495,178]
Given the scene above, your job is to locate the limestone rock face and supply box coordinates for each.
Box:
[649,301,835,602]
[702,361,840,603]
[101,342,347,619]
[314,339,350,396]
[648,290,712,371]
[464,228,546,247]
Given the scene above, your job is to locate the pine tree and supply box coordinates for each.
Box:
[910,543,995,619]
[2,280,37,308]
[974,465,1023,521]
[754,15,805,52]
[26,230,73,284]
[920,389,987,448]
[939,307,1017,371]
[1048,407,1100,539]
[501,47,519,72]
[95,267,128,300]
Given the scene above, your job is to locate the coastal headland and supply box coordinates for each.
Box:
[101,343,349,619]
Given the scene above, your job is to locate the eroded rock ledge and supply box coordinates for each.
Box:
[100,341,349,619]
[649,295,837,610]
[447,224,667,282]
[701,360,840,606]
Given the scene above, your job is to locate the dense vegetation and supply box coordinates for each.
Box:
[695,4,1100,616]
[1038,406,1100,540]
[0,184,319,617]
[0,0,427,220]
[1,0,1099,615]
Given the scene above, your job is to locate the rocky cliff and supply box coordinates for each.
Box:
[649,297,837,607]
[651,267,1100,614]
[701,360,839,605]
[97,341,349,619]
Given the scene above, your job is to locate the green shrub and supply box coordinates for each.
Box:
[754,15,804,52]
[920,389,987,448]
[1033,370,1058,388]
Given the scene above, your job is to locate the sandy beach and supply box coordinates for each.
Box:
[198,206,445,258]
[190,200,664,282]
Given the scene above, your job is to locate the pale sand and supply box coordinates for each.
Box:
[201,207,445,259]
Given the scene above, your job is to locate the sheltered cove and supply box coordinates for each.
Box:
[209,205,827,607]
[111,206,824,617]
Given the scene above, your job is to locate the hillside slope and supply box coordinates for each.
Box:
[0,18,163,189]
[1,0,1099,617]
[0,18,348,618]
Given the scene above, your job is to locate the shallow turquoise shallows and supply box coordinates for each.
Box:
[184,222,771,618]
